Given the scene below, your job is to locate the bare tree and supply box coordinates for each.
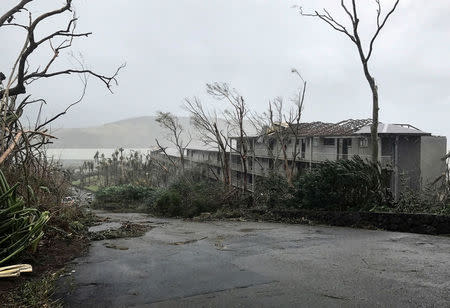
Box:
[285,68,307,182]
[298,0,400,162]
[155,112,191,169]
[250,69,307,185]
[0,0,124,168]
[207,83,249,191]
[185,96,231,186]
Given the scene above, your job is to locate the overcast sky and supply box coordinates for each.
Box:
[1,0,449,141]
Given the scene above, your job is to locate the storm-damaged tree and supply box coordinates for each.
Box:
[207,83,250,191]
[298,0,400,163]
[251,69,307,186]
[155,112,191,170]
[185,96,232,187]
[0,0,124,171]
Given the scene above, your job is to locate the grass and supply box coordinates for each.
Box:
[3,270,64,308]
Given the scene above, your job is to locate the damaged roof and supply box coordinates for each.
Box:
[288,119,373,136]
[355,123,430,135]
[263,119,430,137]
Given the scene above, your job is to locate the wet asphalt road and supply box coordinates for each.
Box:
[57,211,450,307]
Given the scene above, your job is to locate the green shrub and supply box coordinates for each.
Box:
[294,156,393,211]
[95,184,154,202]
[152,173,224,218]
[253,173,294,208]
[153,189,182,217]
[394,184,450,215]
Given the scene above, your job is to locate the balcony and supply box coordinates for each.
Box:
[305,152,391,167]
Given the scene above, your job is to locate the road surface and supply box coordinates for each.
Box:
[56,211,450,307]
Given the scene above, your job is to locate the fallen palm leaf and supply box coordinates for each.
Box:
[0,264,32,278]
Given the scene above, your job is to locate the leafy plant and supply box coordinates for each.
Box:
[294,156,393,211]
[95,184,155,203]
[253,173,294,208]
[0,170,49,265]
[153,172,225,218]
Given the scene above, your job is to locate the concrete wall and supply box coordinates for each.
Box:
[420,136,447,187]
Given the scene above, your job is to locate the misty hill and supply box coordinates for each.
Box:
[49,116,255,149]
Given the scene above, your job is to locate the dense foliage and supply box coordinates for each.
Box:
[95,184,155,203]
[0,171,49,265]
[253,173,295,208]
[93,184,158,212]
[152,173,225,218]
[294,157,393,211]
[91,157,450,217]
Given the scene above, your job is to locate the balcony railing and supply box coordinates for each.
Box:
[231,153,393,170]
[307,152,393,167]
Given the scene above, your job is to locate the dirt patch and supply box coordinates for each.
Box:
[89,221,152,241]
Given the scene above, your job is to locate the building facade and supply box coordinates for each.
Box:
[183,119,446,197]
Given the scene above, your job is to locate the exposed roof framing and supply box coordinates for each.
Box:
[289,119,373,137]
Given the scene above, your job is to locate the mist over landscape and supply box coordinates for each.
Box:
[2,1,450,307]
[50,116,201,149]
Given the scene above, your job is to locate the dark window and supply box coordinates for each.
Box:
[346,138,352,147]
[269,139,276,150]
[359,138,368,148]
[323,138,335,146]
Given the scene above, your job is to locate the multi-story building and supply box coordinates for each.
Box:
[184,119,447,198]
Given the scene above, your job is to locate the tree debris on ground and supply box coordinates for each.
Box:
[89,221,152,241]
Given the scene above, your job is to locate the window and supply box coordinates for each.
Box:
[323,138,336,146]
[269,139,276,150]
[345,138,352,147]
[359,138,369,148]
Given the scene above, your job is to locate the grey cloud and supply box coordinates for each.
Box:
[1,0,448,145]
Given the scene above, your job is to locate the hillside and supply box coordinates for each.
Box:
[49,116,254,149]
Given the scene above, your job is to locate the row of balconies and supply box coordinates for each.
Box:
[186,151,393,175]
